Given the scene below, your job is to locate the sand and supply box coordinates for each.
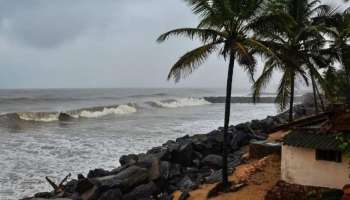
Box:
[173,155,281,200]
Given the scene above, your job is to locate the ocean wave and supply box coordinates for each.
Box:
[72,104,137,118]
[17,112,60,122]
[0,97,211,123]
[147,97,211,108]
[0,104,138,123]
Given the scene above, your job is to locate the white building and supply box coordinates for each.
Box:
[281,105,350,189]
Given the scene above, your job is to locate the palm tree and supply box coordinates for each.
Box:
[252,0,332,121]
[157,0,266,186]
[330,9,350,80]
[323,8,350,103]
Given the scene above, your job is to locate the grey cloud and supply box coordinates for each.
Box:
[0,0,347,89]
[0,0,118,48]
[0,0,197,49]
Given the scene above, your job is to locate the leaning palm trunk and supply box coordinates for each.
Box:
[315,83,325,111]
[222,52,235,186]
[346,74,350,104]
[311,74,319,114]
[289,71,295,122]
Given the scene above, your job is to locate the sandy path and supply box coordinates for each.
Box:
[174,155,281,200]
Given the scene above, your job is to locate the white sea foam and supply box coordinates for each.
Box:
[153,97,211,108]
[7,98,210,122]
[78,104,137,118]
[14,105,137,122]
[18,112,59,122]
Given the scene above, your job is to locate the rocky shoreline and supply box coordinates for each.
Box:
[22,103,314,200]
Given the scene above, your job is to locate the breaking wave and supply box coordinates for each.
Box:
[17,112,60,122]
[148,97,211,108]
[70,104,137,119]
[0,97,211,123]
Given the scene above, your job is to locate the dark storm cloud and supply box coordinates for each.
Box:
[0,0,348,89]
[0,0,120,48]
[0,0,199,49]
[0,0,347,49]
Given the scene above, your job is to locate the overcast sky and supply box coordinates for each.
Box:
[0,0,347,89]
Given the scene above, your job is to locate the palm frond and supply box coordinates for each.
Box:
[252,58,277,102]
[234,41,256,81]
[157,28,225,43]
[275,71,291,111]
[167,42,219,82]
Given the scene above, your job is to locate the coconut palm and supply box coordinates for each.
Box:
[157,0,267,186]
[252,0,333,121]
[328,8,350,80]
[322,8,350,103]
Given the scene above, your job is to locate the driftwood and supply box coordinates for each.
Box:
[45,173,71,193]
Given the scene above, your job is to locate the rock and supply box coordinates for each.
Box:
[87,168,110,178]
[23,198,71,200]
[159,161,171,180]
[79,186,101,200]
[163,140,180,153]
[232,131,251,148]
[228,154,243,169]
[201,154,223,169]
[157,193,173,200]
[34,192,56,198]
[110,165,128,175]
[98,188,122,200]
[207,131,224,143]
[204,170,222,184]
[77,174,85,180]
[175,135,190,143]
[119,154,138,166]
[63,179,78,195]
[169,163,181,178]
[147,146,171,161]
[178,191,190,200]
[123,181,159,200]
[250,119,263,131]
[172,142,194,166]
[177,176,198,190]
[91,166,149,192]
[75,178,94,194]
[184,167,199,175]
[136,155,161,181]
[192,159,200,167]
[58,113,74,121]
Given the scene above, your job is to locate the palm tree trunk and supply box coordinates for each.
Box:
[222,52,235,187]
[289,71,295,122]
[315,83,325,111]
[346,73,350,104]
[311,74,319,114]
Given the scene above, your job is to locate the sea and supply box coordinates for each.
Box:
[0,88,278,200]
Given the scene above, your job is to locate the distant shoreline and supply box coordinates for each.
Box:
[204,96,303,104]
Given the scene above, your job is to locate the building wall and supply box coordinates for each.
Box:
[281,145,350,189]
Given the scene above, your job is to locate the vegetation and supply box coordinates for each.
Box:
[251,0,334,121]
[158,0,350,189]
[336,133,350,176]
[157,0,268,187]
[324,68,350,103]
[326,8,350,84]
[322,8,350,104]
